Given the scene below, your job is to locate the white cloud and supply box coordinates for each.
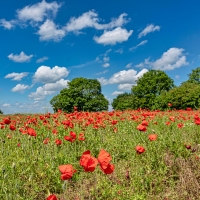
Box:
[8,51,33,63]
[115,48,123,54]
[129,40,148,51]
[175,75,180,79]
[0,19,16,29]
[33,65,69,83]
[4,72,28,81]
[36,56,49,63]
[111,91,124,96]
[42,78,69,91]
[118,83,133,90]
[29,78,69,100]
[95,70,108,75]
[37,19,66,41]
[138,24,160,38]
[103,56,110,62]
[102,63,110,68]
[3,103,11,107]
[11,84,30,92]
[65,10,129,33]
[94,27,133,45]
[17,0,61,22]
[29,87,54,100]
[136,48,188,70]
[125,63,133,68]
[98,69,148,85]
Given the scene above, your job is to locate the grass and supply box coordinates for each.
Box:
[0,109,200,199]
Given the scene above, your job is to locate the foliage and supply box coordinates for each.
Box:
[50,77,109,112]
[184,66,200,85]
[153,82,200,110]
[0,109,3,114]
[131,70,175,109]
[112,93,133,110]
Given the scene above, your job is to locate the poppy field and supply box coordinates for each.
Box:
[1,108,200,200]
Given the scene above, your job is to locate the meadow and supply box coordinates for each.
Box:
[0,108,200,200]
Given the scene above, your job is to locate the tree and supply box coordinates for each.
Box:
[50,77,109,113]
[153,82,200,110]
[112,93,133,110]
[185,67,200,85]
[131,70,175,109]
[0,109,3,114]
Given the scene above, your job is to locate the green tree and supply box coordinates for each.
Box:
[153,82,200,110]
[184,67,200,85]
[0,109,3,114]
[50,77,109,113]
[131,70,175,109]
[112,93,133,110]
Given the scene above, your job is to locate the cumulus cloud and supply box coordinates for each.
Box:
[98,68,148,85]
[65,10,129,33]
[118,83,133,90]
[94,27,133,45]
[11,84,30,92]
[36,56,49,63]
[3,103,10,107]
[29,78,69,100]
[136,48,188,70]
[37,19,66,41]
[138,24,160,38]
[129,40,148,51]
[111,91,124,96]
[17,0,61,22]
[102,63,110,68]
[125,63,133,68]
[0,19,16,29]
[8,51,33,63]
[33,65,69,83]
[4,72,28,81]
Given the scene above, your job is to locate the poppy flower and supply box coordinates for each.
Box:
[80,150,98,172]
[27,128,37,137]
[3,118,11,124]
[99,163,115,174]
[9,124,16,131]
[58,164,76,180]
[98,149,112,170]
[168,103,172,107]
[46,194,57,200]
[137,124,147,132]
[70,131,76,139]
[135,145,145,154]
[43,138,50,144]
[148,134,157,141]
[55,139,62,146]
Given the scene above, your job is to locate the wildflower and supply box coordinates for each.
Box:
[9,124,16,131]
[58,164,76,180]
[43,138,50,144]
[148,134,157,141]
[135,145,145,154]
[137,124,147,132]
[46,194,57,200]
[55,139,62,146]
[80,150,98,172]
[27,128,37,137]
[168,103,172,107]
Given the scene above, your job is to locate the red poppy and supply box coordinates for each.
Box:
[98,149,112,170]
[9,124,16,131]
[135,145,145,154]
[148,134,157,141]
[177,123,184,128]
[3,118,11,124]
[99,163,115,174]
[46,194,57,200]
[27,128,37,137]
[78,133,85,141]
[80,150,98,172]
[64,136,74,142]
[141,120,148,126]
[70,131,76,139]
[168,103,172,107]
[55,139,62,145]
[43,138,50,144]
[58,164,76,180]
[137,124,147,132]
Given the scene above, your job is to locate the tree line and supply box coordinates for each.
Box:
[1,67,199,114]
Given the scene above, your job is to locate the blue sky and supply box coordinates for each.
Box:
[1,0,200,114]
